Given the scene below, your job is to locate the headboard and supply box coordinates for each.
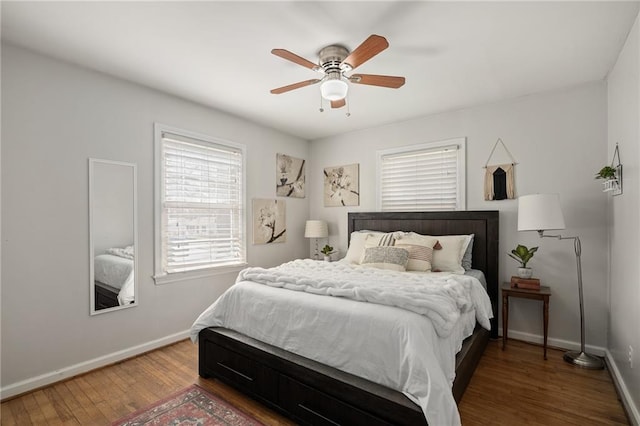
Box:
[348,211,499,338]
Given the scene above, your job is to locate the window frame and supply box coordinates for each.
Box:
[376,137,466,212]
[153,123,247,285]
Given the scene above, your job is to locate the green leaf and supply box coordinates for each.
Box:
[508,244,538,268]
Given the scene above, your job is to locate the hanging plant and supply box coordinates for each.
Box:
[594,166,617,180]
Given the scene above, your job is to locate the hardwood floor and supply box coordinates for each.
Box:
[458,339,628,425]
[0,338,628,425]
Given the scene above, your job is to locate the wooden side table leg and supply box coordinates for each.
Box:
[502,293,508,350]
[543,296,549,360]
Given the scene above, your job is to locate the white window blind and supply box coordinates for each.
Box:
[157,128,245,276]
[377,139,465,211]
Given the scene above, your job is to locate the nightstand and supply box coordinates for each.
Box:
[501,283,551,359]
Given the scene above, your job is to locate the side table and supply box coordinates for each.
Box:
[502,283,551,359]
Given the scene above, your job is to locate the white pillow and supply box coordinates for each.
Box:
[361,246,409,272]
[430,234,472,274]
[343,231,383,264]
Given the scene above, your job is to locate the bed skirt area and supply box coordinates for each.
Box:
[198,325,490,426]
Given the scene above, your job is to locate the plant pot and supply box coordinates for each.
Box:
[602,178,619,192]
[324,255,331,262]
[517,267,533,279]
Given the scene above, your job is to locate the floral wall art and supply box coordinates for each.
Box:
[252,198,286,244]
[323,163,360,207]
[276,153,305,198]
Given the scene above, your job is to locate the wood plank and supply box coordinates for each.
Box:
[42,386,77,425]
[63,379,109,425]
[51,382,93,425]
[0,339,629,425]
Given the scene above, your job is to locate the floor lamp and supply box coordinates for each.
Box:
[305,220,328,260]
[517,194,604,369]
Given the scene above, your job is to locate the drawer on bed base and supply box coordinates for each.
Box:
[279,374,393,426]
[202,340,278,401]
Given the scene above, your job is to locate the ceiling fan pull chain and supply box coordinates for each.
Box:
[319,93,324,112]
[346,95,351,117]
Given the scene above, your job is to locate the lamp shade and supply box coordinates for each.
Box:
[304,220,328,238]
[320,78,348,101]
[517,194,566,231]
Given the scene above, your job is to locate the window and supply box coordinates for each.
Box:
[154,124,246,283]
[376,138,466,211]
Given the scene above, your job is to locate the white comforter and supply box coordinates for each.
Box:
[190,260,492,425]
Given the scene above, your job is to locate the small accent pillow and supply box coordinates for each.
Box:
[359,232,399,263]
[361,246,409,272]
[393,233,439,272]
[394,243,435,272]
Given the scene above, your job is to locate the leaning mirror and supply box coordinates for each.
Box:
[89,158,138,314]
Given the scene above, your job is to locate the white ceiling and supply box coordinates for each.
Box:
[2,1,638,140]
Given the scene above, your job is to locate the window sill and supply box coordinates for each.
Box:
[153,263,247,285]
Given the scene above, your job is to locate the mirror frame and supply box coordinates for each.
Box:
[89,158,138,315]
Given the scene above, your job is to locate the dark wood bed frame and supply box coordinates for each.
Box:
[198,211,499,425]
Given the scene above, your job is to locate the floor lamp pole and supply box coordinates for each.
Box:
[539,232,604,369]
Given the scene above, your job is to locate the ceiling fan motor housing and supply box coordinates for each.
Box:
[318,45,349,73]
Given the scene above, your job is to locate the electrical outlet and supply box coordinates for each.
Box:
[629,345,634,369]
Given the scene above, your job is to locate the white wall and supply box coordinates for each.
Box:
[0,44,309,395]
[309,83,609,352]
[607,11,640,421]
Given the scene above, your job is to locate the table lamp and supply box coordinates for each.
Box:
[305,220,328,260]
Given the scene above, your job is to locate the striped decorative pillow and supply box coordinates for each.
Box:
[393,233,439,272]
[394,243,435,272]
[359,232,399,263]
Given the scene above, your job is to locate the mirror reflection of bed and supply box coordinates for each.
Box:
[94,246,135,309]
[89,158,137,314]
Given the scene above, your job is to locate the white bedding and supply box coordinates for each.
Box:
[190,260,492,426]
[93,253,134,305]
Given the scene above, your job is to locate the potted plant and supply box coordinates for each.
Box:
[508,244,538,279]
[320,244,335,262]
[595,166,619,192]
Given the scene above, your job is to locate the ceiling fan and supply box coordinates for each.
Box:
[270,34,405,110]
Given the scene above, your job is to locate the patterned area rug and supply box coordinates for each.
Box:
[113,384,265,426]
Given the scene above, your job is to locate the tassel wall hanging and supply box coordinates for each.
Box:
[484,138,517,201]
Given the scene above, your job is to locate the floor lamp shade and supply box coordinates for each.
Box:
[518,194,566,231]
[304,220,328,238]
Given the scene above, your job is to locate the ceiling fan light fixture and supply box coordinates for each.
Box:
[320,77,348,101]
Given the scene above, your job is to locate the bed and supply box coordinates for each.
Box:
[193,211,499,425]
[93,246,135,307]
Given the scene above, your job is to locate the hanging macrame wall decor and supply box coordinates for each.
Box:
[484,138,518,201]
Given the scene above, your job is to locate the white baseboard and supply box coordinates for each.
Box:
[497,327,606,356]
[0,330,191,401]
[605,350,640,425]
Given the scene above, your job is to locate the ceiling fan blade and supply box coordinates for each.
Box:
[350,74,405,88]
[271,49,320,71]
[331,99,346,109]
[340,35,389,71]
[270,79,321,94]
